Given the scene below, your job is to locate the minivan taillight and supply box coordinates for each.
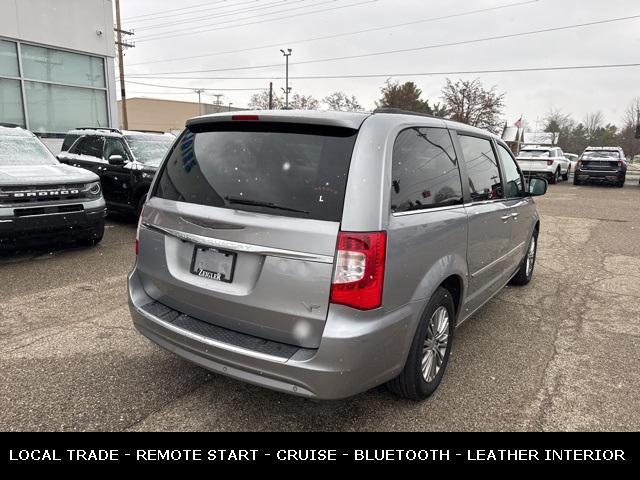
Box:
[135,213,143,256]
[547,160,554,166]
[330,231,387,311]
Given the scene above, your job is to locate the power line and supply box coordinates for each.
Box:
[123,0,242,21]
[135,0,378,42]
[128,0,260,24]
[126,0,539,67]
[124,79,267,91]
[135,0,345,40]
[129,13,640,76]
[121,62,640,82]
[136,13,640,75]
[134,0,314,31]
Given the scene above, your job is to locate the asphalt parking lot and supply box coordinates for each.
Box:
[1,175,639,432]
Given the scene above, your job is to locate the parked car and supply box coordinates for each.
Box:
[516,146,571,184]
[565,153,579,172]
[0,124,105,247]
[574,147,627,187]
[128,109,547,401]
[58,128,175,216]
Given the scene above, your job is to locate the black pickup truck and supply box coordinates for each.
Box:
[57,128,175,216]
[0,125,106,247]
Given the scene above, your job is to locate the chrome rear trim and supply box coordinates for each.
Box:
[144,223,335,264]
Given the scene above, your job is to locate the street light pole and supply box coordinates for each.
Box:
[280,48,292,108]
[228,103,233,112]
[194,89,205,116]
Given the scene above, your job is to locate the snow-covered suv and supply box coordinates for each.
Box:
[58,128,175,216]
[516,146,571,184]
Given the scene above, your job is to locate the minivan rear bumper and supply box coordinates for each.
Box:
[128,267,418,400]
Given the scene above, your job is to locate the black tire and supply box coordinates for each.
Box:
[79,222,105,247]
[573,177,581,186]
[562,169,569,181]
[616,177,625,188]
[387,287,456,401]
[510,230,538,286]
[549,169,559,184]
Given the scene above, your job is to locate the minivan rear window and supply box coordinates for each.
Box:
[154,123,358,222]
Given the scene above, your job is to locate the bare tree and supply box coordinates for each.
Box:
[584,111,604,144]
[248,90,282,110]
[620,98,640,159]
[441,78,505,133]
[543,109,575,152]
[323,92,364,112]
[289,94,320,110]
[623,97,640,127]
[544,109,574,132]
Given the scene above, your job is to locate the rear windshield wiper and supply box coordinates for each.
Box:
[224,196,310,215]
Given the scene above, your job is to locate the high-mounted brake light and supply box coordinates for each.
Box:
[232,115,260,121]
[330,231,387,311]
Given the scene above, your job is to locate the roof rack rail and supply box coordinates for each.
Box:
[74,126,122,133]
[126,129,166,134]
[0,122,23,128]
[372,108,435,118]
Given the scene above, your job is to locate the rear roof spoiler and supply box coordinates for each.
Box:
[185,110,371,131]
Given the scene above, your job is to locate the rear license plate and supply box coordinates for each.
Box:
[190,247,236,283]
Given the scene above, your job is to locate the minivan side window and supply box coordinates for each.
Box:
[497,144,524,198]
[391,127,463,213]
[458,135,503,202]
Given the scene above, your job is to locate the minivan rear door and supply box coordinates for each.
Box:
[136,117,363,349]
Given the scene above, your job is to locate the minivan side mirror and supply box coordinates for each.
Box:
[108,154,125,165]
[528,177,548,197]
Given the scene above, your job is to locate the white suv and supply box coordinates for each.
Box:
[516,146,571,184]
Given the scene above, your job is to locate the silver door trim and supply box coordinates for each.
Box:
[470,241,526,279]
[392,203,466,217]
[144,223,335,264]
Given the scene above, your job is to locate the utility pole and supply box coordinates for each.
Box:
[228,103,233,112]
[212,94,223,112]
[194,89,205,116]
[114,0,135,130]
[268,82,273,110]
[280,48,292,109]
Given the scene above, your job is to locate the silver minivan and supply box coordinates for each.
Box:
[128,109,547,400]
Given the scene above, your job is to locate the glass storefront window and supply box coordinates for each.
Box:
[0,39,19,77]
[25,81,108,134]
[21,44,106,88]
[0,78,25,126]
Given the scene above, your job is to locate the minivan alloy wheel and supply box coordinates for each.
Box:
[422,306,450,382]
[525,236,536,277]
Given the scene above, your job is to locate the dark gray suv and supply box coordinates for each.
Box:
[128,110,547,400]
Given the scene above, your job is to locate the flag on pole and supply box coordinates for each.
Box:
[514,116,523,129]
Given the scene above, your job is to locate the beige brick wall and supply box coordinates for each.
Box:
[118,98,243,132]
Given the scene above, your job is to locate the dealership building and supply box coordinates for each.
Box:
[0,0,118,150]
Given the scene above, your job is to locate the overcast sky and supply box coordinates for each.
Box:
[119,0,640,127]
